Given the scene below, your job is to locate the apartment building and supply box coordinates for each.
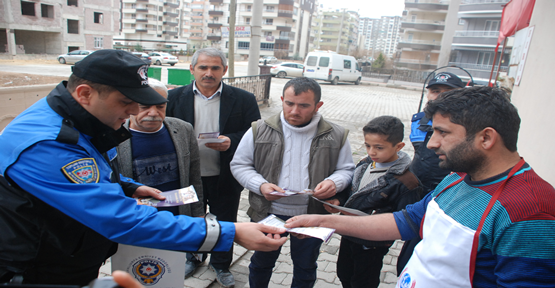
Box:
[115,0,191,52]
[312,9,359,55]
[445,0,511,80]
[0,0,119,55]
[396,0,450,71]
[359,16,401,59]
[224,0,317,59]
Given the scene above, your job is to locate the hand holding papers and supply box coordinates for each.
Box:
[138,186,199,207]
[259,214,335,243]
[269,188,314,197]
[197,132,225,145]
[311,196,369,216]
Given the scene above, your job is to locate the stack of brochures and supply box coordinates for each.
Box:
[258,214,335,243]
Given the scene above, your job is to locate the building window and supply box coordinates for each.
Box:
[131,3,136,9]
[131,14,136,19]
[265,6,274,12]
[260,42,274,50]
[246,5,251,12]
[263,19,273,25]
[264,31,272,36]
[21,1,35,16]
[94,12,103,24]
[238,41,250,50]
[245,17,250,24]
[477,52,493,65]
[458,18,465,25]
[67,0,77,7]
[41,4,54,18]
[67,19,79,34]
[94,37,103,48]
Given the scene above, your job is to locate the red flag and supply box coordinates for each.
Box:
[497,0,536,45]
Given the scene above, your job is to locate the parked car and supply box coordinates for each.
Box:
[132,52,151,65]
[259,56,278,64]
[303,51,362,85]
[148,52,178,66]
[57,50,95,64]
[270,62,304,78]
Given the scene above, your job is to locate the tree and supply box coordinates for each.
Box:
[133,44,143,52]
[372,53,385,69]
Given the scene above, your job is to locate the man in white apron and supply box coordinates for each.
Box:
[286,86,555,288]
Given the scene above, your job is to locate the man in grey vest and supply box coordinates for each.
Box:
[231,77,355,287]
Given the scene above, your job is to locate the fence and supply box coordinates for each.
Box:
[223,75,272,106]
[361,67,431,84]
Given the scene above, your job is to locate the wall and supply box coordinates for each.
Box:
[510,0,555,185]
[0,84,56,131]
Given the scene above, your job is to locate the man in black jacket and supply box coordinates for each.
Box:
[166,48,260,287]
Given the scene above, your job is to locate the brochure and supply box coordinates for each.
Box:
[311,196,369,216]
[258,214,335,243]
[138,186,199,207]
[270,188,314,197]
[198,132,225,145]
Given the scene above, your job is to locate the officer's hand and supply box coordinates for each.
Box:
[313,180,336,199]
[324,199,341,213]
[260,183,286,201]
[234,222,287,251]
[112,270,144,288]
[133,186,166,200]
[205,135,231,151]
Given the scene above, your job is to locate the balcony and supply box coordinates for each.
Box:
[136,8,148,13]
[405,0,448,11]
[278,9,293,18]
[163,20,179,27]
[163,11,179,17]
[448,61,508,79]
[164,1,180,8]
[136,29,148,33]
[209,10,224,16]
[163,30,178,36]
[276,25,292,32]
[208,22,223,28]
[395,58,438,70]
[207,33,221,40]
[397,39,441,50]
[135,18,148,22]
[459,0,507,17]
[401,18,445,31]
[209,0,223,3]
[452,30,499,47]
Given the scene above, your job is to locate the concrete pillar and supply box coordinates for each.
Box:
[7,29,16,56]
[247,0,263,76]
[298,10,311,59]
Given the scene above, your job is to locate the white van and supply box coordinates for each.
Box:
[303,51,362,85]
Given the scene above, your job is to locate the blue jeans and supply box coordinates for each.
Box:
[249,215,323,288]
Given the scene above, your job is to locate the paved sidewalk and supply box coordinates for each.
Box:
[100,80,422,287]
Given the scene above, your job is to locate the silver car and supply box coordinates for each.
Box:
[148,52,178,66]
[57,50,95,64]
[270,62,304,78]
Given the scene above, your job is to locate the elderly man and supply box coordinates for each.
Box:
[231,77,355,287]
[287,86,555,288]
[166,48,261,286]
[117,78,204,272]
[0,50,286,286]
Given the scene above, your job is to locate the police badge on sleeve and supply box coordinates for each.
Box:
[61,158,100,184]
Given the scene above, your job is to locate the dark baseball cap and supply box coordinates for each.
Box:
[426,72,465,89]
[71,49,167,105]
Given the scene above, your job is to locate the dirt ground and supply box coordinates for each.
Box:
[0,59,67,87]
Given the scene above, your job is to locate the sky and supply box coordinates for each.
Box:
[316,0,405,19]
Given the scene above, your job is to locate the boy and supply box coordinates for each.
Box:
[326,116,424,288]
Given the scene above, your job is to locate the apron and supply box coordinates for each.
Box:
[396,159,525,288]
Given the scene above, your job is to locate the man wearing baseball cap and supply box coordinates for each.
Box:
[0,50,286,286]
[397,72,466,274]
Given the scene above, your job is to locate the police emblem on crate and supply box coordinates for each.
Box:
[61,158,99,184]
[130,257,167,286]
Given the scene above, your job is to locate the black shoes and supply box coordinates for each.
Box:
[210,264,235,288]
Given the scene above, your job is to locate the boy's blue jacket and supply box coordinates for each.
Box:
[336,152,425,247]
[0,82,234,285]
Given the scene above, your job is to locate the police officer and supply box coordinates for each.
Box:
[397,72,466,275]
[0,50,286,286]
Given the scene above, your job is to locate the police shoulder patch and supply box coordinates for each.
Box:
[61,158,100,184]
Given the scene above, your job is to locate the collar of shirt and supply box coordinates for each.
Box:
[193,81,223,100]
